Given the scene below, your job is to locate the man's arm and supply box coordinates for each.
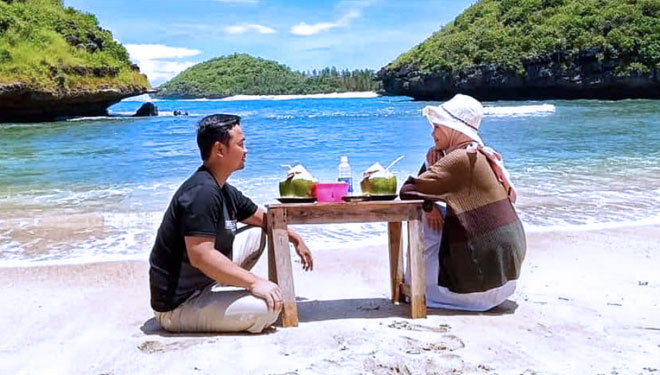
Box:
[185,236,283,312]
[242,207,313,271]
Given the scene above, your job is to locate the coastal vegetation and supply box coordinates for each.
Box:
[0,0,148,91]
[378,0,660,100]
[156,54,380,98]
[0,0,149,122]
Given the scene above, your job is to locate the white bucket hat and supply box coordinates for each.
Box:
[422,94,484,146]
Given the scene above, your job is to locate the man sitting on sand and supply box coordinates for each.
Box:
[149,114,313,333]
[401,94,526,311]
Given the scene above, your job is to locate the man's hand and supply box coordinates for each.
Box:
[426,205,444,233]
[294,241,313,271]
[248,278,283,312]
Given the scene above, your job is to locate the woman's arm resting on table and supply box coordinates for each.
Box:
[399,163,457,201]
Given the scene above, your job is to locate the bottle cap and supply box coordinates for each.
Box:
[340,156,348,163]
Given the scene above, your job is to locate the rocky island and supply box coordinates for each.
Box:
[377,0,660,100]
[0,0,149,122]
[155,53,379,99]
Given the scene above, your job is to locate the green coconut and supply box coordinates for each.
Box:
[279,164,318,197]
[360,162,397,195]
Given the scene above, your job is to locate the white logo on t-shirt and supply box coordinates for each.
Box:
[225,219,237,233]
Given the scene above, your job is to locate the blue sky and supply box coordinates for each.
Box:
[64,0,476,86]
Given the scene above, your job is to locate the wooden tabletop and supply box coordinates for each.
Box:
[266,200,425,225]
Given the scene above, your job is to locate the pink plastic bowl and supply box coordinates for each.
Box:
[314,182,349,202]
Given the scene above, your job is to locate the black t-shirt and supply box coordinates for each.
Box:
[149,166,258,312]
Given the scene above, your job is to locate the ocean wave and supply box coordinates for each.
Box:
[523,213,660,233]
[263,108,400,121]
[113,111,202,117]
[0,211,161,266]
[67,115,137,121]
[69,111,203,119]
[0,182,178,210]
[120,94,161,103]
[484,104,555,117]
[3,211,659,267]
[0,253,148,268]
[2,207,659,266]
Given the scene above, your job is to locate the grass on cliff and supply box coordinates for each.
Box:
[388,0,660,75]
[157,53,379,97]
[0,0,149,91]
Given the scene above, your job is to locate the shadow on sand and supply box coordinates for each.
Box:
[297,297,518,322]
[139,298,518,337]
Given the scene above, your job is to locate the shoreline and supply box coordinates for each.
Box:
[1,225,659,374]
[2,219,660,268]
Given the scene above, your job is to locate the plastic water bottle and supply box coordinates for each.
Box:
[337,155,353,193]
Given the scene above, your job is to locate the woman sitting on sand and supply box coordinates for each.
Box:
[400,94,526,311]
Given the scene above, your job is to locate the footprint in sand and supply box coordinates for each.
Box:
[387,320,451,333]
[402,335,465,354]
[363,357,414,375]
[137,339,206,354]
[364,354,465,375]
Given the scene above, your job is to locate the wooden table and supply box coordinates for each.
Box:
[265,200,427,327]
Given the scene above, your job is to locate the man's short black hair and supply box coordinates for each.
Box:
[196,114,241,161]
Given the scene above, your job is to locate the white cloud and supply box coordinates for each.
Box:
[125,44,202,85]
[290,22,338,36]
[225,23,276,34]
[125,44,200,61]
[337,9,361,25]
[139,61,198,85]
[290,1,373,36]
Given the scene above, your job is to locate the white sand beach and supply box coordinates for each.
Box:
[1,225,659,375]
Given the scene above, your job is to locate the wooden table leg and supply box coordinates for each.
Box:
[266,214,278,287]
[407,218,427,319]
[387,222,403,303]
[267,208,299,327]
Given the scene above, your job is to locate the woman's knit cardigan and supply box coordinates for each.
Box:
[401,147,526,293]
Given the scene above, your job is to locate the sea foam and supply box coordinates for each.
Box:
[484,104,555,117]
[120,93,161,102]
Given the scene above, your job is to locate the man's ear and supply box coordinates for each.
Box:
[214,141,225,158]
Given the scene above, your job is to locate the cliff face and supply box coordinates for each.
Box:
[378,0,660,100]
[0,82,146,122]
[378,51,660,101]
[0,0,149,122]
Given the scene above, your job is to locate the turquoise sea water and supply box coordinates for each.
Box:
[1,94,659,264]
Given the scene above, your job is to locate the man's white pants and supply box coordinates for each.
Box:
[155,227,280,333]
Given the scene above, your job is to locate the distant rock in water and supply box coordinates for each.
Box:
[173,110,189,116]
[0,0,149,122]
[134,102,158,117]
[377,0,660,100]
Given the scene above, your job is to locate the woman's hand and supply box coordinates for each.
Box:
[426,205,444,233]
[426,147,444,166]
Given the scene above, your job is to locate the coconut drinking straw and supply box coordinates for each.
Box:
[384,155,404,172]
